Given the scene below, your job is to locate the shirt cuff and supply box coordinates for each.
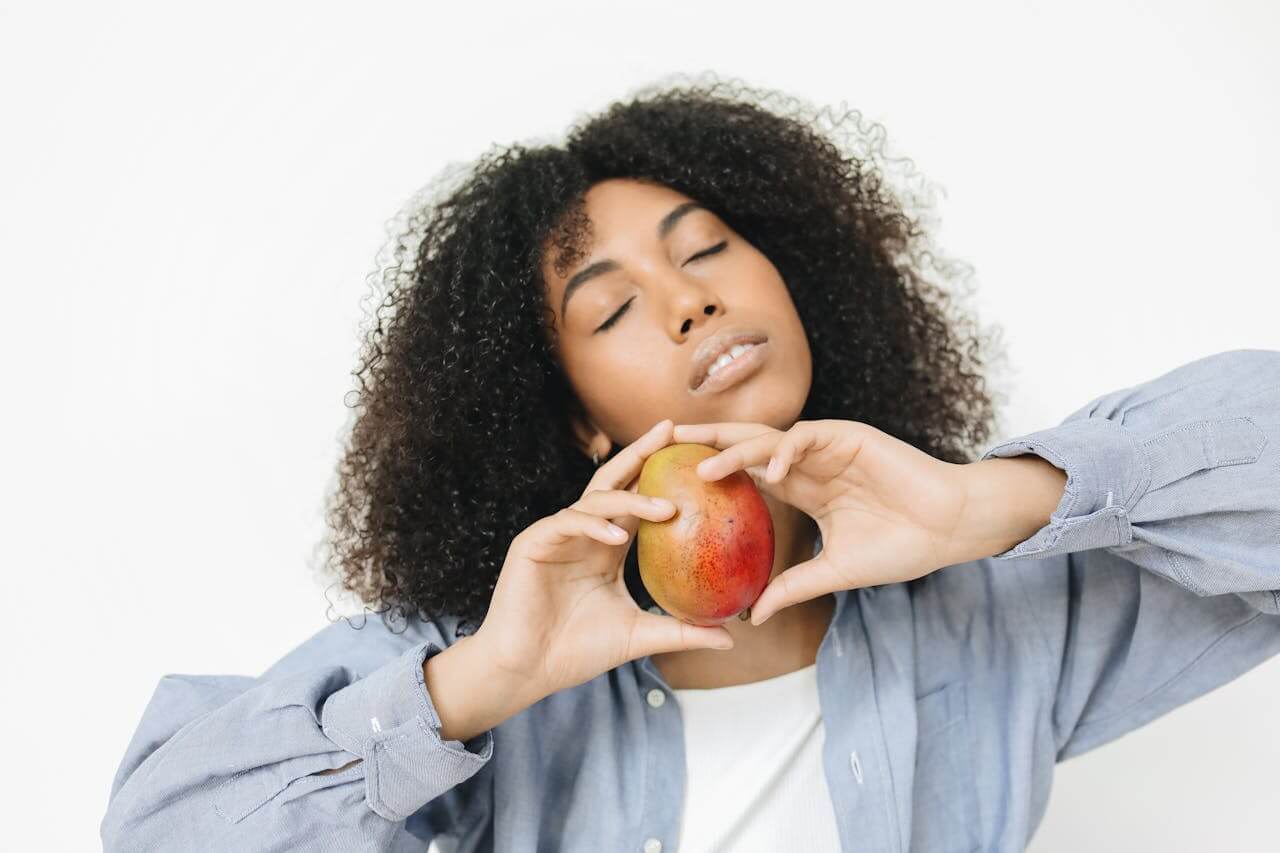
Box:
[320,640,495,821]
[979,417,1150,559]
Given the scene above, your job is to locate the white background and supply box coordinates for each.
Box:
[3,1,1278,849]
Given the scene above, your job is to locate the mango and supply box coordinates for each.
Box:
[636,443,775,626]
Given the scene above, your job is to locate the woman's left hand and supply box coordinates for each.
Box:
[671,419,973,625]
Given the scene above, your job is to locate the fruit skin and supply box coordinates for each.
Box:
[636,443,775,626]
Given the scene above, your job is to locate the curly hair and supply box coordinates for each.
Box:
[319,72,1009,634]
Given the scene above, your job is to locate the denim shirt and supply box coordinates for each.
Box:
[101,349,1280,853]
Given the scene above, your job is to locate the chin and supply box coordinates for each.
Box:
[726,380,808,430]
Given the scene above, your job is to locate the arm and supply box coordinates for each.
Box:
[949,454,1069,566]
[101,615,522,850]
[971,348,1280,758]
[426,629,536,743]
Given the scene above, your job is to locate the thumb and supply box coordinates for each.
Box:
[750,556,843,626]
[630,610,735,657]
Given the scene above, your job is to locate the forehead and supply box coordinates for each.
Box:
[542,178,701,282]
[581,177,692,226]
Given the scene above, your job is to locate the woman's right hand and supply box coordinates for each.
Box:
[473,418,736,706]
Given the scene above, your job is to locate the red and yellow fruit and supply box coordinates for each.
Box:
[636,443,775,626]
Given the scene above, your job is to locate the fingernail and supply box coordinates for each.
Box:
[648,497,673,510]
[766,457,781,480]
[607,523,627,538]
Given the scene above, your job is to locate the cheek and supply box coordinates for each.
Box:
[573,356,691,440]
[567,346,688,427]
[599,349,684,403]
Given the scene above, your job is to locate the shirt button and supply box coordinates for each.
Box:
[643,838,663,853]
[849,749,864,784]
[646,688,667,708]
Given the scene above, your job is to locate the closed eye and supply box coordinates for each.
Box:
[686,240,728,263]
[592,241,727,335]
[594,296,635,334]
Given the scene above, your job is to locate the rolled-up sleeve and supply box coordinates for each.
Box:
[982,348,1279,612]
[102,621,494,851]
[320,639,493,820]
[978,348,1280,759]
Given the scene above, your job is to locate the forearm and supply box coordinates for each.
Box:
[423,631,539,743]
[949,455,1068,565]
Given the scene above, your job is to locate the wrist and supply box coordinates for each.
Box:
[423,629,541,743]
[950,455,1068,563]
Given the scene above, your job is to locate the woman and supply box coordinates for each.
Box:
[101,74,1280,852]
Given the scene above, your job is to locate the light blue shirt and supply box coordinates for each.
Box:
[102,349,1280,852]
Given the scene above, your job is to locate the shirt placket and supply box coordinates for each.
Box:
[633,651,684,853]
[817,588,908,853]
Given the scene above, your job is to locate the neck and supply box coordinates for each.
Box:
[650,493,835,689]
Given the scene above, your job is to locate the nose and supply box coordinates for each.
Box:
[675,300,716,338]
[667,281,723,341]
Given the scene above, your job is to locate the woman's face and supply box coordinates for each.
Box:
[541,178,813,460]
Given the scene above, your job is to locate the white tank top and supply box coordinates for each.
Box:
[671,661,842,852]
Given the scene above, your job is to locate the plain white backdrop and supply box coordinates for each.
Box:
[3,1,1278,849]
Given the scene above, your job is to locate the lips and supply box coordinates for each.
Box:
[689,327,770,391]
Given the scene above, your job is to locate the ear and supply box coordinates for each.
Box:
[569,405,612,463]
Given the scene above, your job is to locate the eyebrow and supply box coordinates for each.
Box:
[558,201,708,322]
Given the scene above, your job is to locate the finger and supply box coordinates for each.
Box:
[749,556,844,626]
[671,421,777,450]
[543,508,631,548]
[765,424,819,483]
[629,610,735,656]
[574,489,677,536]
[587,418,674,494]
[754,421,830,483]
[694,430,786,482]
